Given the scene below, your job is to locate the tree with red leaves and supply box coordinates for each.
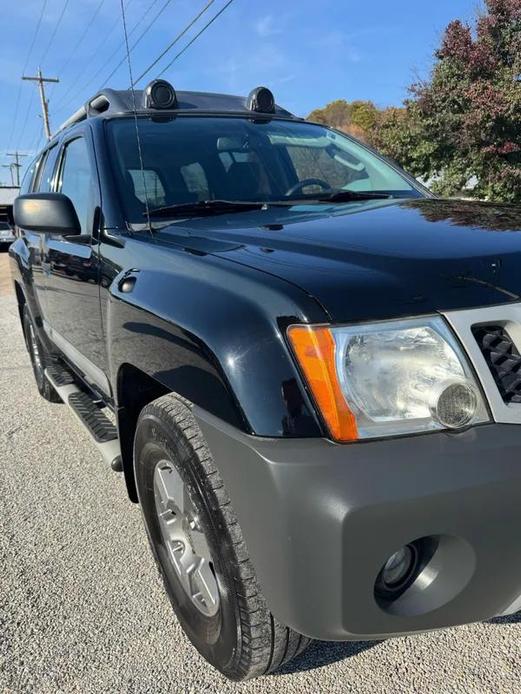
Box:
[309,1,520,202]
[389,0,521,201]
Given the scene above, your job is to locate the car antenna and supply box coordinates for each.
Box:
[119,0,153,236]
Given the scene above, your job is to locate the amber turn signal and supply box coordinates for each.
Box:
[287,325,358,442]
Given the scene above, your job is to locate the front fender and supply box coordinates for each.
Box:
[9,238,47,339]
[106,249,327,437]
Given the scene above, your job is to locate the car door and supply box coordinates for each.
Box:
[43,131,109,396]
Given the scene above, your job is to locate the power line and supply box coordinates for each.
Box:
[22,0,49,73]
[28,123,44,153]
[16,88,37,151]
[133,0,216,85]
[18,0,70,148]
[64,0,165,103]
[48,0,109,107]
[53,0,107,82]
[52,0,141,112]
[40,0,71,67]
[99,0,176,89]
[29,122,46,156]
[6,0,49,151]
[157,0,235,80]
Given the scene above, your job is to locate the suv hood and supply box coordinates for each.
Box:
[156,198,521,323]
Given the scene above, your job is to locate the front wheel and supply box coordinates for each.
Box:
[23,306,61,403]
[134,394,310,680]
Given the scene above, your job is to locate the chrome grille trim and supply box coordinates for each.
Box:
[443,303,521,425]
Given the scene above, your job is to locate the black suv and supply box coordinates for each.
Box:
[9,81,521,680]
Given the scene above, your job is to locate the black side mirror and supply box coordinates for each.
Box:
[14,193,81,235]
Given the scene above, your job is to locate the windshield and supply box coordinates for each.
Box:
[107,116,421,223]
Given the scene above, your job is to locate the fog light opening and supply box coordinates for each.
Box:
[375,535,473,617]
[375,543,420,600]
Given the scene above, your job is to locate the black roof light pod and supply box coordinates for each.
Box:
[143,79,178,110]
[247,86,275,114]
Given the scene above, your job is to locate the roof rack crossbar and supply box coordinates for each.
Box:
[56,106,87,135]
[55,89,115,135]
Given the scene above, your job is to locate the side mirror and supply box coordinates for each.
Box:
[14,193,81,235]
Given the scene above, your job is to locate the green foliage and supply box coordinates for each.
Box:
[308,99,379,143]
[349,101,379,133]
[307,0,521,202]
[308,99,351,129]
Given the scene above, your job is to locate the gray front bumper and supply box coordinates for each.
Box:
[194,410,521,641]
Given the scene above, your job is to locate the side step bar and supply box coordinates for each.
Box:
[45,365,122,471]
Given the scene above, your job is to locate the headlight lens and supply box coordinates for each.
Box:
[288,316,489,441]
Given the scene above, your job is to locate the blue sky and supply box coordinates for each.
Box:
[0,0,479,183]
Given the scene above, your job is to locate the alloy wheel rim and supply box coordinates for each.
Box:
[153,459,220,618]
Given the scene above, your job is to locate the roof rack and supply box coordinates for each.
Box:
[56,89,127,134]
[55,82,296,136]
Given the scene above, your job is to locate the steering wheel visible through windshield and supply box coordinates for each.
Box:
[106,116,422,223]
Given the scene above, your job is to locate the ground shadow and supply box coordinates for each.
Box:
[275,639,380,675]
[487,611,521,625]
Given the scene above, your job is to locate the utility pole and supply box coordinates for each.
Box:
[2,164,15,186]
[22,68,59,140]
[5,152,27,187]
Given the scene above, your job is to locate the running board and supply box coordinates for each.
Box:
[45,366,122,472]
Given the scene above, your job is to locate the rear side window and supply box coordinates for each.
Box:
[57,138,95,235]
[35,146,59,193]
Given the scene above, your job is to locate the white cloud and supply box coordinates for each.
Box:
[272,73,296,86]
[314,31,361,63]
[254,14,282,38]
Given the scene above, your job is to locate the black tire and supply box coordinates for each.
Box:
[23,306,61,403]
[134,394,311,680]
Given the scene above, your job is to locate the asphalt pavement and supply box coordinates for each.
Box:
[1,250,520,693]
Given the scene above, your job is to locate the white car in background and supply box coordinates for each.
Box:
[0,220,15,246]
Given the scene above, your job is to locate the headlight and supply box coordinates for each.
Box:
[288,316,489,441]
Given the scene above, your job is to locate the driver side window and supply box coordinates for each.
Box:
[57,138,95,236]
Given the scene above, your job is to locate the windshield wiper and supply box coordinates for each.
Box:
[147,192,392,219]
[308,190,392,203]
[147,199,271,218]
